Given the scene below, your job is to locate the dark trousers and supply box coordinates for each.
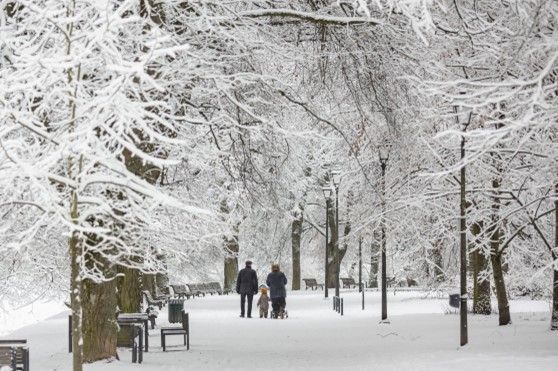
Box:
[240,293,254,316]
[271,297,286,313]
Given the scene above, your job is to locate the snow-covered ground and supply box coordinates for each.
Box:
[0,300,67,336]
[2,290,557,370]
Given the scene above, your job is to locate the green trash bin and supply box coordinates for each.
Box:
[168,299,184,323]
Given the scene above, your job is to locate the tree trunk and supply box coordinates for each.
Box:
[69,195,83,371]
[490,179,511,325]
[472,250,491,315]
[326,199,338,287]
[369,239,379,288]
[117,266,143,313]
[474,250,491,315]
[116,127,164,309]
[291,205,303,290]
[142,273,156,297]
[471,222,491,314]
[82,277,118,362]
[491,250,510,324]
[326,192,352,288]
[66,4,83,368]
[81,226,118,362]
[326,228,350,287]
[224,234,239,291]
[552,182,558,330]
[431,242,444,282]
[156,270,169,292]
[552,268,558,330]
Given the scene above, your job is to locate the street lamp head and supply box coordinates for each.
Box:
[322,186,332,199]
[378,143,391,165]
[331,170,341,188]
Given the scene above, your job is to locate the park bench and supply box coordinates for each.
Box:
[155,286,171,303]
[186,284,205,297]
[118,313,150,353]
[0,340,29,371]
[302,278,324,290]
[160,311,190,352]
[143,290,164,309]
[208,282,230,295]
[117,324,143,364]
[69,312,150,355]
[341,277,358,289]
[170,284,193,299]
[200,283,217,295]
[406,278,418,287]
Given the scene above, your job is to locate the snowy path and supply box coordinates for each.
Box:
[4,291,558,370]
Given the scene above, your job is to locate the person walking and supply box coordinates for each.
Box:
[236,260,258,318]
[266,264,287,318]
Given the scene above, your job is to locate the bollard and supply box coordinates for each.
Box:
[341,298,344,316]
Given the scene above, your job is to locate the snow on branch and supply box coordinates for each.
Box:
[238,9,382,26]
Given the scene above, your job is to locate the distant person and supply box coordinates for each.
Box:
[266,264,287,318]
[236,260,258,318]
[257,287,270,318]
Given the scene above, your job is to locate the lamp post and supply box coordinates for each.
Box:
[322,186,332,299]
[331,170,341,298]
[358,236,363,293]
[359,236,364,310]
[379,143,390,322]
[456,103,471,346]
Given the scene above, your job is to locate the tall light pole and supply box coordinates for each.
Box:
[358,236,363,293]
[331,170,341,298]
[359,236,364,310]
[379,144,390,322]
[456,103,471,346]
[322,186,332,298]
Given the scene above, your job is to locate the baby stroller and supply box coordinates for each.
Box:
[270,297,288,319]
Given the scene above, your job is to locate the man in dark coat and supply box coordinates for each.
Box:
[266,264,287,317]
[236,260,258,318]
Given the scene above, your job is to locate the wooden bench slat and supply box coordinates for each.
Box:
[0,340,26,345]
[161,329,186,334]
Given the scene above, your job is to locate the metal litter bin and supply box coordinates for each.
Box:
[168,298,184,323]
[449,293,460,308]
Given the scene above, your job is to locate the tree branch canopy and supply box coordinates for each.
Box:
[239,9,382,26]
